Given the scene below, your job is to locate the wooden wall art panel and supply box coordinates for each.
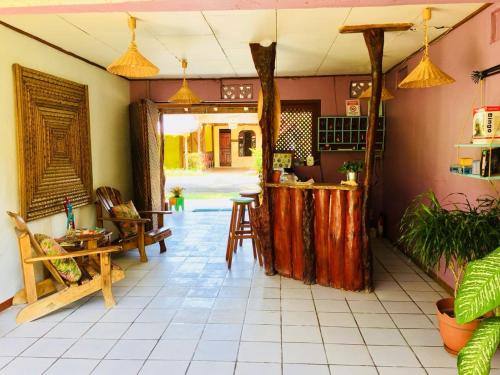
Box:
[14,64,93,221]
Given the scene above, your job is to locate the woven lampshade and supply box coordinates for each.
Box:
[398,8,455,89]
[107,17,159,78]
[168,59,201,104]
[359,86,395,101]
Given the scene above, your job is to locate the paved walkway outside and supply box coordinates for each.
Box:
[1,211,499,374]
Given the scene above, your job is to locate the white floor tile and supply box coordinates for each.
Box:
[187,361,235,375]
[315,300,350,313]
[282,325,322,343]
[122,322,168,339]
[378,367,426,375]
[390,314,435,329]
[238,341,281,362]
[64,309,106,323]
[92,359,144,375]
[412,346,457,367]
[247,298,281,311]
[382,301,421,314]
[0,337,37,356]
[321,327,364,344]
[62,339,116,359]
[162,323,204,340]
[83,322,130,339]
[348,300,385,313]
[139,360,189,375]
[193,340,238,361]
[6,321,56,337]
[201,323,242,341]
[235,362,281,375]
[241,324,281,342]
[325,344,373,365]
[21,338,75,357]
[44,358,99,375]
[282,311,318,326]
[281,299,315,312]
[0,357,56,374]
[284,363,330,375]
[368,345,420,367]
[135,309,175,323]
[45,322,94,339]
[360,328,406,345]
[282,342,327,364]
[400,328,442,346]
[318,312,357,327]
[330,365,378,375]
[354,313,395,328]
[100,309,142,323]
[106,339,157,359]
[245,310,280,325]
[149,339,198,360]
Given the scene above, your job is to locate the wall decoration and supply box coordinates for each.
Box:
[14,64,93,221]
[222,84,253,100]
[350,80,371,98]
[273,151,293,169]
[345,99,361,117]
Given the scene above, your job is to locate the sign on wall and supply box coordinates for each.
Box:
[13,64,93,221]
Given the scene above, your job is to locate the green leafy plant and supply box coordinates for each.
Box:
[455,247,500,375]
[187,152,203,170]
[400,192,500,295]
[250,147,263,177]
[170,186,184,198]
[337,160,364,174]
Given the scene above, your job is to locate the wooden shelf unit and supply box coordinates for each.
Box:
[452,142,499,180]
[317,116,385,153]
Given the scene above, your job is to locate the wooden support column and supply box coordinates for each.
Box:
[250,42,277,275]
[340,23,412,291]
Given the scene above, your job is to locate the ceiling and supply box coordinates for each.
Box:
[0,3,484,78]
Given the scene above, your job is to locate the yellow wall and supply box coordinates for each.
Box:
[213,123,262,168]
[164,135,182,169]
[204,124,213,152]
[0,25,131,302]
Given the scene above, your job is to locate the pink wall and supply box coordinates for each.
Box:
[384,5,500,287]
[130,75,370,117]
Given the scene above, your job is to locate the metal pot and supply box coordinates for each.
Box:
[347,171,358,182]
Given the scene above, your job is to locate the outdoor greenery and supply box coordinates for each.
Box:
[399,192,500,295]
[337,160,364,174]
[455,247,500,375]
[187,152,204,170]
[250,147,262,176]
[170,186,184,197]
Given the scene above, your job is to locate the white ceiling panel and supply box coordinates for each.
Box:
[0,3,485,78]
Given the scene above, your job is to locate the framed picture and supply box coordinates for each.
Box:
[350,80,371,98]
[273,151,293,169]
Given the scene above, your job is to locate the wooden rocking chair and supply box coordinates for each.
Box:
[95,186,172,262]
[7,211,124,324]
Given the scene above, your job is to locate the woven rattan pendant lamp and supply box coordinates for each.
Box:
[399,8,454,89]
[359,86,395,101]
[107,16,159,78]
[168,59,201,104]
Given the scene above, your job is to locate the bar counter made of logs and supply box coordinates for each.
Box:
[266,182,363,291]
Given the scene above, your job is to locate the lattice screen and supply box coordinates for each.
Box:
[275,105,313,160]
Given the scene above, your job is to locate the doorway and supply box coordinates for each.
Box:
[219,129,232,167]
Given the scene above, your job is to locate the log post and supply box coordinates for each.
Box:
[339,23,412,291]
[302,189,315,284]
[250,42,277,275]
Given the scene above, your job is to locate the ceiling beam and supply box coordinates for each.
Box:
[0,0,485,15]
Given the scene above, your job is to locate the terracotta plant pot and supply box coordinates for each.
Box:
[436,297,480,355]
[271,170,282,183]
[169,197,177,206]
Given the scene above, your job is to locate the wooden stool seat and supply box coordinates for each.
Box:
[226,198,262,269]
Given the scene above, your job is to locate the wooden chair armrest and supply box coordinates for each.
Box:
[139,210,173,215]
[97,217,150,223]
[24,246,122,264]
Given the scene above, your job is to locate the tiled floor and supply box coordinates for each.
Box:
[1,211,499,374]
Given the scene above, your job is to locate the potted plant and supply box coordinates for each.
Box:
[400,192,500,354]
[338,160,364,182]
[169,186,184,211]
[455,246,500,375]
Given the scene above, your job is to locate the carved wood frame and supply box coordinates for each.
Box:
[14,64,93,221]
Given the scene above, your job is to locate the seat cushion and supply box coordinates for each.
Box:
[110,200,141,238]
[34,234,82,283]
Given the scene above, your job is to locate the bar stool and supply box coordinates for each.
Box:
[237,190,261,246]
[226,197,260,269]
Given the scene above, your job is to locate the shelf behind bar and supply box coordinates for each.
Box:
[454,143,500,148]
[450,172,500,180]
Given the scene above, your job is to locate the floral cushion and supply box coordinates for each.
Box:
[110,201,141,238]
[34,234,82,282]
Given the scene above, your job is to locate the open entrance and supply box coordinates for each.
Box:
[161,105,261,211]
